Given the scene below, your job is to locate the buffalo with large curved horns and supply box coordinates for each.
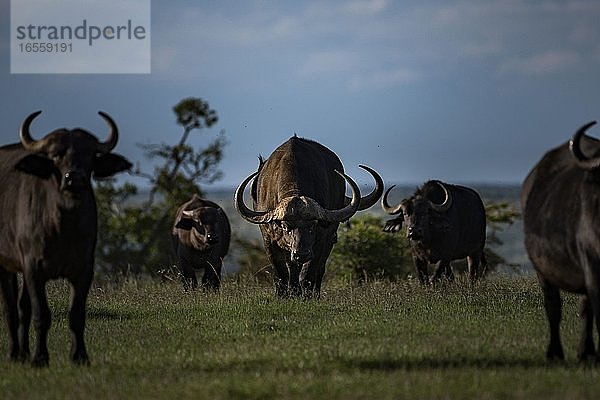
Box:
[172,194,231,291]
[235,136,383,297]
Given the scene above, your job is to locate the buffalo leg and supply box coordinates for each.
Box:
[443,263,455,282]
[300,247,329,298]
[413,257,429,284]
[0,271,19,361]
[69,274,92,365]
[180,261,198,291]
[299,261,322,299]
[583,271,600,364]
[265,243,291,297]
[431,260,453,284]
[287,262,302,296]
[313,262,325,297]
[303,261,325,299]
[201,259,222,291]
[578,295,595,361]
[25,267,51,367]
[467,254,480,283]
[273,260,290,297]
[18,280,31,360]
[539,276,564,360]
[305,236,334,298]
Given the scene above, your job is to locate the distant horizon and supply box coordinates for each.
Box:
[126,180,524,193]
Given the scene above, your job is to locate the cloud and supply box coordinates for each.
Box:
[498,50,581,76]
[568,24,598,45]
[349,68,421,91]
[298,51,361,76]
[344,0,388,15]
[148,1,600,86]
[459,41,503,57]
[298,50,421,91]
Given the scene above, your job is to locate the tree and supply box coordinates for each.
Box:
[95,97,226,275]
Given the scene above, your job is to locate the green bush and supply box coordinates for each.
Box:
[328,214,413,282]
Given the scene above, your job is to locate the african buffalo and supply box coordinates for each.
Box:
[235,136,383,297]
[172,194,231,290]
[382,180,486,284]
[0,111,131,366]
[522,120,600,361]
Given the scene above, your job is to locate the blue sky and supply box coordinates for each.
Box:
[2,0,600,189]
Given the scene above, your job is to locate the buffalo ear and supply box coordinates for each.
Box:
[94,153,132,179]
[175,218,194,231]
[400,199,411,215]
[15,154,55,179]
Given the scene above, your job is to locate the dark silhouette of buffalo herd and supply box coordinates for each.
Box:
[0,111,598,366]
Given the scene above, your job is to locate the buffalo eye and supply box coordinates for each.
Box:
[50,150,65,162]
[195,224,206,235]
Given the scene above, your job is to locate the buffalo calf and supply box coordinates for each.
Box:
[172,195,230,290]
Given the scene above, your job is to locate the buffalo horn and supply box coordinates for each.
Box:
[19,110,45,152]
[234,171,273,224]
[381,185,403,215]
[317,170,361,223]
[344,164,384,211]
[96,111,119,154]
[569,121,600,171]
[429,181,453,213]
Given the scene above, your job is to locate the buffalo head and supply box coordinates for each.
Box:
[175,207,224,247]
[15,111,131,191]
[235,169,361,265]
[382,180,453,243]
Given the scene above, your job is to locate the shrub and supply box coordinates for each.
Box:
[327,214,413,282]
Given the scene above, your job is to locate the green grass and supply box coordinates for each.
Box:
[1,276,600,399]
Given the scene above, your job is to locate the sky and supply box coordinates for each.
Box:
[2,0,600,190]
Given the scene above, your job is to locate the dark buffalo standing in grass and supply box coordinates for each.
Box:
[235,136,383,297]
[522,120,600,362]
[0,111,131,366]
[382,180,486,284]
[172,194,231,290]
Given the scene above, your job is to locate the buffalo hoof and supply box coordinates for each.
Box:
[577,349,596,363]
[71,348,89,366]
[16,350,30,363]
[546,350,565,363]
[72,356,90,366]
[31,355,49,368]
[8,350,19,362]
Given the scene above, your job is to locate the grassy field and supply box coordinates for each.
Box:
[1,275,600,399]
